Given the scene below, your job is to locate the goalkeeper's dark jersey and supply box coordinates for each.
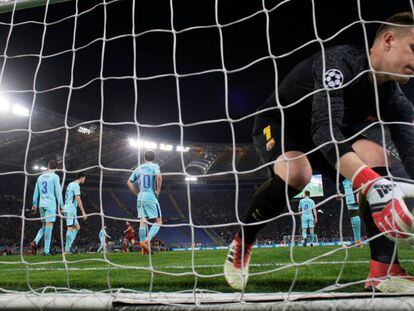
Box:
[254,45,414,177]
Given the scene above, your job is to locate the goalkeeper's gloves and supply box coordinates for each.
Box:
[353,166,414,241]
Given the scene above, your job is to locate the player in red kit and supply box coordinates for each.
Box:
[123,221,137,253]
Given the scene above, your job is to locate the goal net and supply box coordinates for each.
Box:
[0,0,414,310]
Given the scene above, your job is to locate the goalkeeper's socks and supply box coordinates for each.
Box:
[147,224,160,241]
[360,167,398,264]
[352,165,381,196]
[242,176,299,244]
[139,227,147,242]
[34,227,45,245]
[70,229,79,249]
[44,226,53,254]
[350,215,362,241]
[310,232,315,243]
[65,230,73,252]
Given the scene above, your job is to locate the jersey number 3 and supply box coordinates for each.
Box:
[41,181,48,194]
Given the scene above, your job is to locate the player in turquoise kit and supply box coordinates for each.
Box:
[30,160,64,255]
[298,190,317,246]
[342,179,362,246]
[63,173,87,254]
[97,226,111,253]
[127,150,163,255]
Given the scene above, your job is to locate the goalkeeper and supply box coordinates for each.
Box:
[225,12,414,292]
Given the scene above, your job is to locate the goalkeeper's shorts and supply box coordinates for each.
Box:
[137,200,162,220]
[39,206,56,223]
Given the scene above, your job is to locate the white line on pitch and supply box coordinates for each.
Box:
[1,259,414,272]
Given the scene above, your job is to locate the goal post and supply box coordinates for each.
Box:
[0,0,71,14]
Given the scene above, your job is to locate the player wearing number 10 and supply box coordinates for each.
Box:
[298,190,317,247]
[30,160,63,255]
[127,150,163,255]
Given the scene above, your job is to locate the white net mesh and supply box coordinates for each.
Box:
[0,0,414,309]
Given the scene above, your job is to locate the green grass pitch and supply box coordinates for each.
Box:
[0,244,412,293]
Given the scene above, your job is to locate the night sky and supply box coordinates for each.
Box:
[0,0,413,143]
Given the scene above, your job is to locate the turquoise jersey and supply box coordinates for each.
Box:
[32,171,63,209]
[129,162,161,203]
[342,179,358,206]
[298,197,315,219]
[99,229,109,240]
[64,181,81,213]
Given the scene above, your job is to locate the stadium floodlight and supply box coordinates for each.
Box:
[0,97,10,112]
[40,166,47,171]
[33,165,39,170]
[77,126,92,135]
[11,104,29,117]
[176,145,190,152]
[128,138,158,150]
[159,143,173,151]
[185,176,197,182]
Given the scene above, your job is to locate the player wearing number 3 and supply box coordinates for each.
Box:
[127,150,163,255]
[30,160,63,256]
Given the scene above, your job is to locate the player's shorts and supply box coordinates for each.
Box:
[347,203,359,211]
[252,114,382,181]
[137,200,162,219]
[301,217,314,229]
[39,206,56,223]
[64,211,79,227]
[125,233,135,241]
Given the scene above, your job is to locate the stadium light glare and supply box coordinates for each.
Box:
[0,97,10,112]
[129,138,189,152]
[40,166,47,171]
[160,143,173,151]
[33,165,39,170]
[11,104,29,117]
[78,126,92,135]
[185,176,197,182]
[176,145,190,152]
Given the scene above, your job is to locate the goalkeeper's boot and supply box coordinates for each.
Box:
[224,233,253,290]
[29,241,37,255]
[140,240,149,256]
[365,260,414,292]
[355,240,363,248]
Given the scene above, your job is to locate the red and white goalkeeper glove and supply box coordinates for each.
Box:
[353,166,414,241]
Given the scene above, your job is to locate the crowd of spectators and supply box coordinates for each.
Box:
[0,183,367,254]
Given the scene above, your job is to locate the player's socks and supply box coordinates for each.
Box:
[34,227,45,245]
[44,226,53,254]
[70,229,79,249]
[310,232,315,244]
[360,167,399,264]
[147,224,160,241]
[241,176,298,244]
[65,230,74,252]
[302,231,307,240]
[351,215,362,242]
[139,227,147,242]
